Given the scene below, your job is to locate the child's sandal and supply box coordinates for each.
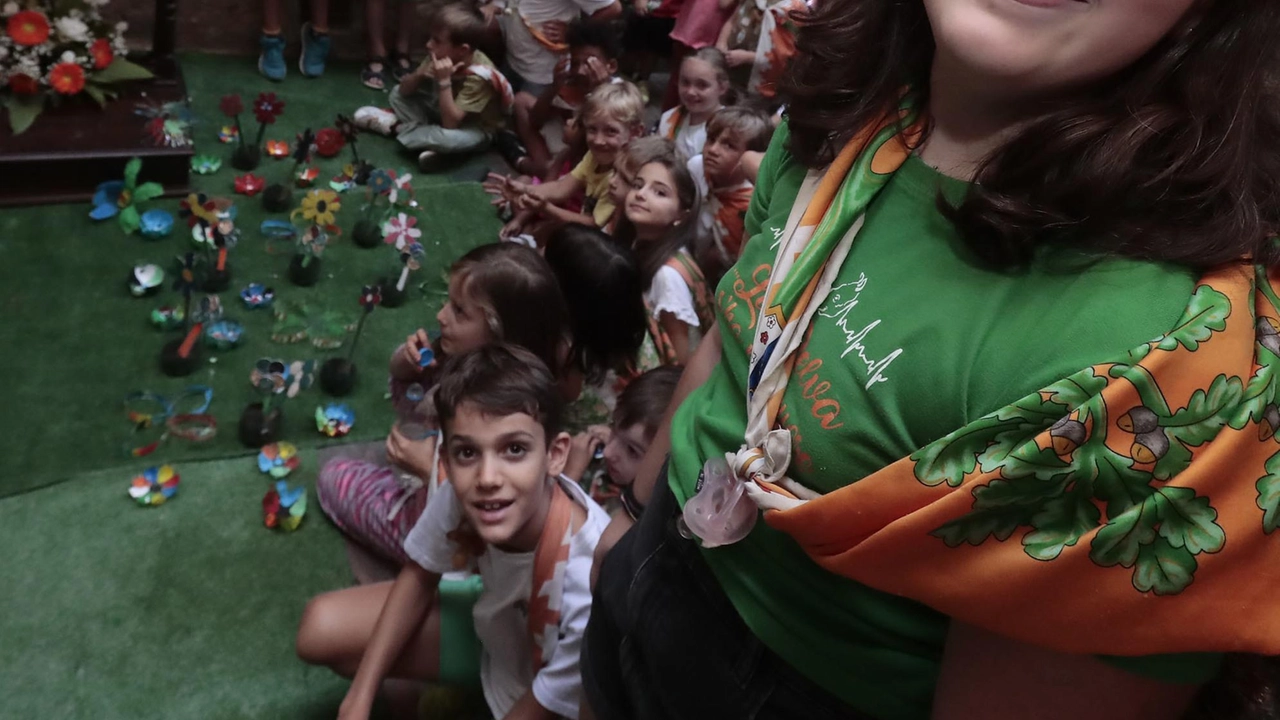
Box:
[389,51,414,82]
[361,56,388,90]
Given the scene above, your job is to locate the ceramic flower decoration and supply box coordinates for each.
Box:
[128,465,180,506]
[219,93,244,118]
[265,140,290,158]
[140,209,174,240]
[252,92,285,125]
[219,125,240,144]
[395,241,426,292]
[204,319,244,350]
[251,358,317,399]
[150,306,184,330]
[263,480,307,531]
[330,164,357,193]
[381,212,420,249]
[316,403,355,437]
[130,264,165,297]
[314,128,345,158]
[386,170,414,206]
[235,174,266,197]
[294,189,341,227]
[178,193,218,228]
[89,157,165,234]
[296,166,319,188]
[258,442,300,478]
[367,169,393,195]
[240,284,275,310]
[191,155,222,174]
[136,101,195,149]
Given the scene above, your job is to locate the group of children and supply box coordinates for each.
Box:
[293,2,797,718]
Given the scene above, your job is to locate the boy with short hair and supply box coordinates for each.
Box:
[486,81,647,240]
[296,345,609,720]
[354,3,514,170]
[687,106,773,278]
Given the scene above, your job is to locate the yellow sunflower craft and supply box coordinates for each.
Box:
[292,189,340,226]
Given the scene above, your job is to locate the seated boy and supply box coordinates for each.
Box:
[687,106,773,280]
[354,3,513,170]
[296,344,610,720]
[485,81,646,242]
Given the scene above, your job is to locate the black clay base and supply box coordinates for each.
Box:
[288,255,322,286]
[262,184,291,213]
[238,402,284,448]
[231,145,261,172]
[204,266,231,292]
[353,219,381,248]
[160,338,202,377]
[379,277,406,308]
[319,357,357,396]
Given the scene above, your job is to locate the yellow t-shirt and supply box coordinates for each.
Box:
[453,50,506,133]
[569,151,615,227]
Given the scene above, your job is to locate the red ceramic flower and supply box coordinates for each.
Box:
[90,38,114,70]
[252,92,285,125]
[219,93,244,118]
[49,63,85,95]
[7,11,50,47]
[314,128,345,158]
[265,140,290,158]
[235,174,266,197]
[360,284,382,308]
[7,73,38,96]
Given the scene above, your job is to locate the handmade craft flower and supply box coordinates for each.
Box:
[7,73,38,95]
[367,169,393,195]
[315,403,355,437]
[8,10,49,46]
[218,125,239,143]
[263,480,307,531]
[90,157,165,234]
[295,189,340,226]
[178,193,218,228]
[335,114,358,143]
[360,284,383,308]
[329,164,356,193]
[240,283,275,309]
[219,93,244,118]
[295,166,319,188]
[49,62,85,95]
[252,92,285,124]
[400,240,425,270]
[235,173,266,196]
[251,357,317,397]
[130,264,165,297]
[150,305,184,330]
[140,209,174,239]
[191,155,222,174]
[381,212,420,249]
[314,128,345,158]
[265,140,290,158]
[292,129,315,164]
[258,442,300,478]
[204,319,243,350]
[90,38,113,69]
[128,465,180,506]
[386,170,414,205]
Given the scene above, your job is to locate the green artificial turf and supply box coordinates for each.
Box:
[0,455,354,719]
[0,53,503,499]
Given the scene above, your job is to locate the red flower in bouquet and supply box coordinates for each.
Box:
[91,39,114,70]
[252,92,286,125]
[7,10,50,47]
[7,74,38,96]
[219,94,244,118]
[235,174,266,197]
[314,128,345,158]
[49,63,86,95]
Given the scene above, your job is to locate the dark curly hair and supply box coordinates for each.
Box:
[781,1,1280,270]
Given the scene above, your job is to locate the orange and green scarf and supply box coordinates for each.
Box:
[726,96,1280,656]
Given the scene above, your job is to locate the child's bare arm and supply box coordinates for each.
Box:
[500,689,559,720]
[432,55,468,129]
[528,174,586,204]
[658,312,694,365]
[340,565,441,719]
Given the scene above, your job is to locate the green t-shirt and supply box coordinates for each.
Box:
[667,123,1217,720]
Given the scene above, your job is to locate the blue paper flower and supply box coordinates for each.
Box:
[204,319,244,350]
[240,283,275,310]
[140,209,174,239]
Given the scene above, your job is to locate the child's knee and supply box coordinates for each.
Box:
[295,594,342,665]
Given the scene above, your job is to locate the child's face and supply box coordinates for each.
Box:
[584,114,635,169]
[436,274,492,356]
[625,162,685,234]
[608,155,637,206]
[678,58,727,116]
[702,128,748,183]
[602,422,650,486]
[442,402,571,552]
[425,31,468,65]
[569,45,617,87]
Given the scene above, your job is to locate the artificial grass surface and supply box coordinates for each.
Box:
[0,454,354,719]
[0,53,503,498]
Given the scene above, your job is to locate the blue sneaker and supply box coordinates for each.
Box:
[258,32,286,81]
[299,22,330,78]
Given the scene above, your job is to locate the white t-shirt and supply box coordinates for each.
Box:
[660,107,709,161]
[501,0,617,86]
[403,474,609,719]
[645,258,702,330]
[689,154,714,249]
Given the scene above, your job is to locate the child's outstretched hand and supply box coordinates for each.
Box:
[483,173,531,207]
[515,191,547,213]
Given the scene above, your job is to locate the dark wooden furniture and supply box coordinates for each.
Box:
[0,0,190,207]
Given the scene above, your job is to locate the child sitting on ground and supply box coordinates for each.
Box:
[687,106,772,279]
[563,365,681,506]
[614,145,717,366]
[354,3,513,171]
[715,0,805,102]
[486,81,646,241]
[656,47,732,160]
[298,344,609,720]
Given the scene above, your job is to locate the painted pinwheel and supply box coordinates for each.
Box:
[128,465,180,506]
[90,157,164,234]
[394,241,425,293]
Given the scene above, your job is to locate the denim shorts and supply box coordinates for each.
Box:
[582,462,871,720]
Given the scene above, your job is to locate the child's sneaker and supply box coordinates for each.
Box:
[258,33,287,81]
[353,106,398,136]
[299,22,330,78]
[418,150,441,171]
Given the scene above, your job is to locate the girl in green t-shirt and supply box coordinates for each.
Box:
[582,2,1280,720]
